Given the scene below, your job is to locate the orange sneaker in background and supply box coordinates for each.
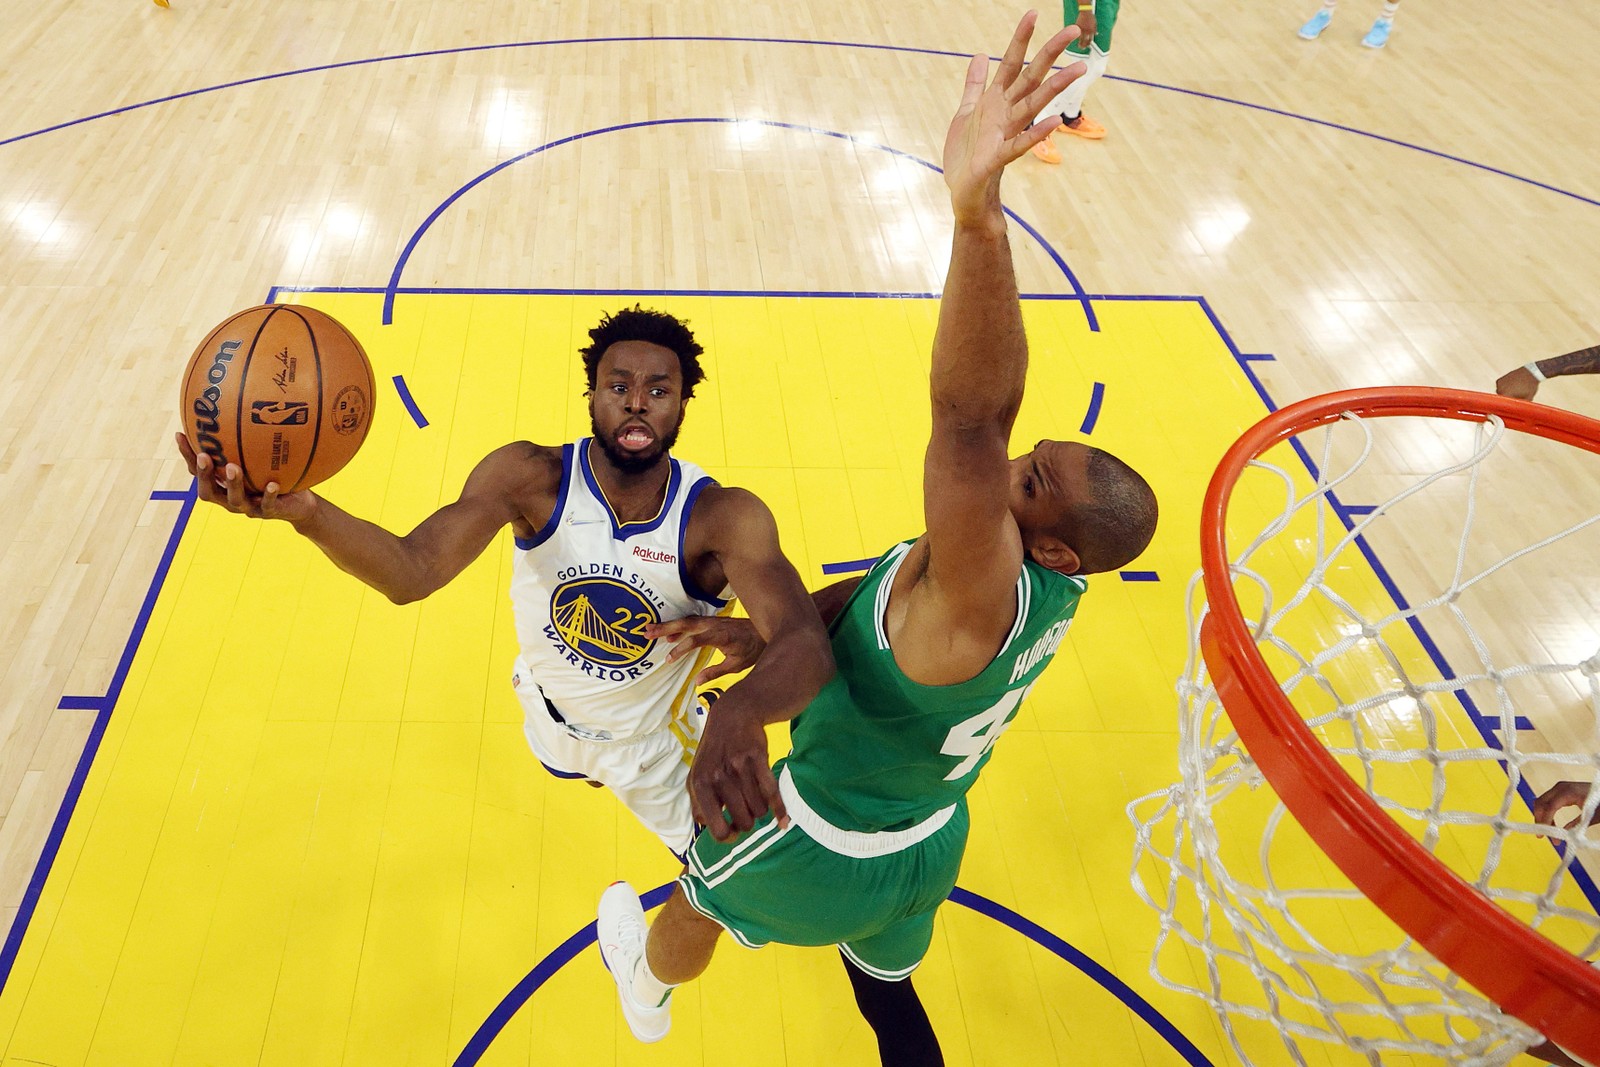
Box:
[1030,124,1064,164]
[1061,114,1107,140]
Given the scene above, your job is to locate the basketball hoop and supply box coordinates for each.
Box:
[1131,388,1600,1065]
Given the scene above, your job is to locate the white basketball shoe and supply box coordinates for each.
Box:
[597,881,671,1042]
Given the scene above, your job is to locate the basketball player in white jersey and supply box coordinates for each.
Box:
[175,306,834,859]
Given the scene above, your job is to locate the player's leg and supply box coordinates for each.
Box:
[840,951,943,1067]
[1299,0,1338,39]
[594,725,700,857]
[1361,0,1399,48]
[1031,0,1116,155]
[597,883,716,1042]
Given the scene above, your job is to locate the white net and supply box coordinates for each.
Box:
[1129,406,1600,1066]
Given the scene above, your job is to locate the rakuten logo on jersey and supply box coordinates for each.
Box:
[632,545,676,565]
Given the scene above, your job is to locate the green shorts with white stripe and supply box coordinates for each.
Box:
[678,761,970,980]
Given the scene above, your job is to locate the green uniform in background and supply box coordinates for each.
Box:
[1071,0,1120,55]
[679,540,1086,979]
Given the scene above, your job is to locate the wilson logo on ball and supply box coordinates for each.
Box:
[190,338,242,466]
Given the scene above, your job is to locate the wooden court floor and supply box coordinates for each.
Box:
[2,2,1599,1064]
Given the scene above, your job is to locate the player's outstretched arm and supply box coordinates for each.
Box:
[1495,341,1600,400]
[912,17,1081,659]
[178,433,547,604]
[682,487,834,841]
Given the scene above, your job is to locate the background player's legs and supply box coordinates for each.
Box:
[1361,1,1399,48]
[1036,47,1109,133]
[1299,0,1338,39]
[840,952,944,1067]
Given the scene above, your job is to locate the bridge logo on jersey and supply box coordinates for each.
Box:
[547,577,659,668]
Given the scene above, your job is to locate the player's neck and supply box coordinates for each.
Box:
[586,439,672,521]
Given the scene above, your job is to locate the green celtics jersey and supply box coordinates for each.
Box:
[785,540,1086,833]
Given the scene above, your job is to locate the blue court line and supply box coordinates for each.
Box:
[1482,717,1538,733]
[0,484,197,993]
[150,489,189,501]
[948,887,1214,1067]
[378,117,1095,332]
[281,285,946,300]
[392,374,429,428]
[451,882,1212,1066]
[1240,353,1276,363]
[821,557,878,576]
[1119,571,1160,582]
[2,36,1594,210]
[1080,381,1106,434]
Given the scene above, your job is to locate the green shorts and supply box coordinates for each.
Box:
[1066,0,1120,54]
[678,764,970,981]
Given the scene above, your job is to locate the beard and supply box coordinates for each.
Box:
[590,415,681,474]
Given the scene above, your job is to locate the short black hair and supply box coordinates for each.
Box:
[1059,447,1158,575]
[580,306,706,399]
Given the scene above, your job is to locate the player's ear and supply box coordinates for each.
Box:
[1029,536,1081,576]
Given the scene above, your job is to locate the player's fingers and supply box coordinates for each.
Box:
[955,53,987,117]
[694,659,742,687]
[993,10,1038,91]
[1013,26,1078,102]
[1018,63,1084,126]
[175,432,198,470]
[261,483,281,516]
[690,779,734,842]
[223,464,249,511]
[758,766,789,829]
[664,633,708,665]
[192,453,218,501]
[722,785,758,835]
[647,617,705,641]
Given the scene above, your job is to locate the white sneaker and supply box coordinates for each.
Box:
[597,881,671,1042]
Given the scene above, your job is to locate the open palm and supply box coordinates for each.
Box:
[943,14,1083,225]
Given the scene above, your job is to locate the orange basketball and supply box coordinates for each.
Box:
[179,305,376,494]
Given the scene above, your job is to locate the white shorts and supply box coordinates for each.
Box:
[511,658,705,856]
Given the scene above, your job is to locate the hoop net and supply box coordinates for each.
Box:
[1129,388,1600,1066]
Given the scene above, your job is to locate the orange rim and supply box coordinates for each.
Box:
[1200,386,1600,1061]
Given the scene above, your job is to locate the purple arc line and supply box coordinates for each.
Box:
[380,117,1097,331]
[450,882,1212,1066]
[2,36,1594,211]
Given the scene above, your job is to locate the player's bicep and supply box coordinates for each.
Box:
[922,424,1022,599]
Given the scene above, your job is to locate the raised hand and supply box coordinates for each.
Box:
[942,12,1084,226]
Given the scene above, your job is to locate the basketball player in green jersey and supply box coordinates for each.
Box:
[597,14,1158,1063]
[1030,0,1119,163]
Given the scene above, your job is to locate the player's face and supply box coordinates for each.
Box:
[1009,438,1091,537]
[588,341,688,474]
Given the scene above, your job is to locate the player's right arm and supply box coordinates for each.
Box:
[890,19,1081,684]
[177,434,555,604]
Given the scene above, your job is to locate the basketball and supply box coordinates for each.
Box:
[178,304,376,494]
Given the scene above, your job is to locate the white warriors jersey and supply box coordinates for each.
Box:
[509,438,730,741]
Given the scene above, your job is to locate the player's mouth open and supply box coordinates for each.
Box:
[617,425,654,451]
